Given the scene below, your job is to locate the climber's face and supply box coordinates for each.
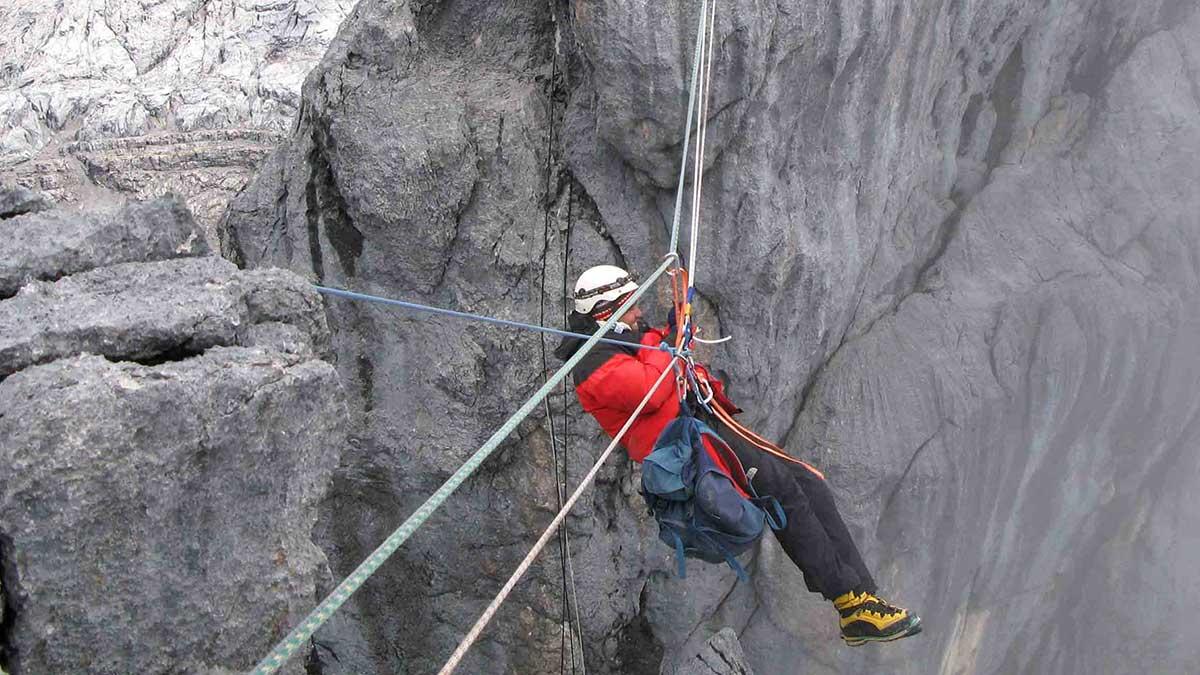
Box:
[618,303,643,327]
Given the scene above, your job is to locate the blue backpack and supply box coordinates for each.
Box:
[640,407,786,581]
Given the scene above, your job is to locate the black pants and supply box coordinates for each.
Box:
[706,413,876,601]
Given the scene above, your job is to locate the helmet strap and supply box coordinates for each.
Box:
[590,290,635,322]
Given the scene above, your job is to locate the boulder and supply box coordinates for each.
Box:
[0,350,343,673]
[668,628,755,675]
[0,184,49,220]
[0,195,206,298]
[0,256,327,379]
[0,194,348,673]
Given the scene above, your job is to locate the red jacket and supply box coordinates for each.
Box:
[556,318,740,478]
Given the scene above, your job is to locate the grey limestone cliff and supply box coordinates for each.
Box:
[215,0,1200,673]
[0,189,348,673]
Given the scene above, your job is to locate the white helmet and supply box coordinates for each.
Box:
[573,264,639,316]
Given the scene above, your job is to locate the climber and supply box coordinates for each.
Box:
[555,264,922,646]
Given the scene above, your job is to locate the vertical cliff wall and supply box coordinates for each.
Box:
[222,1,1200,673]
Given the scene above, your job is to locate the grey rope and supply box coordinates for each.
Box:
[313,286,674,355]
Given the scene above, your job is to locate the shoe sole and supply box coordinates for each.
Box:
[842,617,923,647]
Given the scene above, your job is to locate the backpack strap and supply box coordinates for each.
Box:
[662,523,688,579]
[672,526,691,578]
[696,424,756,496]
[692,529,750,582]
[750,495,787,531]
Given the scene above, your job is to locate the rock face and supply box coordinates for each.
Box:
[226,4,641,672]
[0,183,48,220]
[0,194,206,297]
[0,256,327,378]
[0,0,353,241]
[0,191,347,673]
[668,628,754,675]
[221,1,1200,674]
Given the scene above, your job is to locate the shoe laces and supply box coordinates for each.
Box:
[835,590,870,611]
[861,595,905,619]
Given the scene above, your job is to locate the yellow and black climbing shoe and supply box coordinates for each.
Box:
[833,591,923,646]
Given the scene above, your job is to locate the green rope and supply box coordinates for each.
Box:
[251,255,677,674]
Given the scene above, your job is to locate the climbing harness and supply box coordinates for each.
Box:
[671,268,825,477]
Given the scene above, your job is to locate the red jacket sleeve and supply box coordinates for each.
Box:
[591,336,676,414]
[641,325,669,345]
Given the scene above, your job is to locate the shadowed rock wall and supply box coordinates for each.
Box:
[223,1,1200,673]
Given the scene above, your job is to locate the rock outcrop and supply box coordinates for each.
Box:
[0,0,353,241]
[0,183,48,220]
[0,190,347,673]
[0,194,205,297]
[669,629,755,675]
[215,1,1199,674]
[0,256,327,378]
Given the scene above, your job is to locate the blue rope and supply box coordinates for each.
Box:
[314,285,675,355]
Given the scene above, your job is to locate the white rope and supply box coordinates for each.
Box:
[668,0,711,255]
[687,0,718,290]
[437,359,681,675]
[693,334,733,345]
